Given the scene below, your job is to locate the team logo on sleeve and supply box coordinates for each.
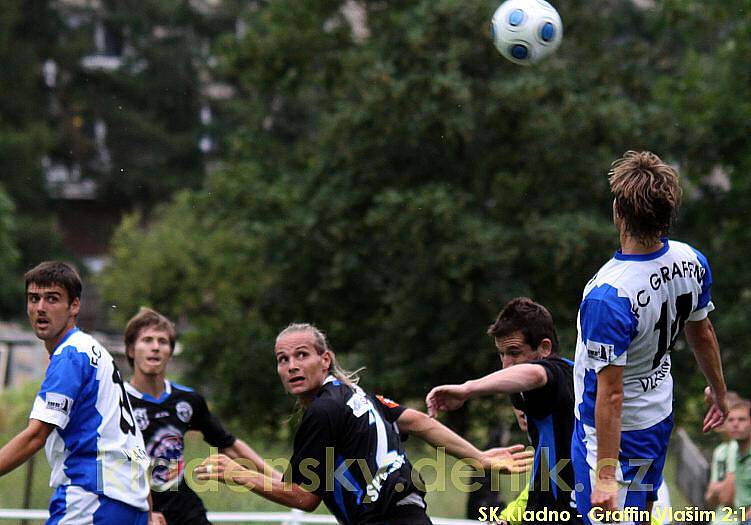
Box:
[175,401,193,423]
[376,395,399,409]
[134,408,150,431]
[586,340,614,363]
[346,392,371,418]
[45,393,73,415]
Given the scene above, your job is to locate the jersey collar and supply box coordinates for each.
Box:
[125,379,172,404]
[53,326,79,352]
[614,238,670,261]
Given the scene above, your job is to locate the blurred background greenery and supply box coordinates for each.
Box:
[1,0,750,516]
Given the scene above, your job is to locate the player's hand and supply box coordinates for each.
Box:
[591,476,619,520]
[195,454,247,485]
[149,512,167,525]
[479,444,534,474]
[703,386,729,433]
[425,384,469,418]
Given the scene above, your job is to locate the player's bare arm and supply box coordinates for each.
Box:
[685,317,728,432]
[195,454,321,511]
[426,363,548,417]
[395,408,533,473]
[220,437,283,481]
[0,419,54,476]
[592,364,623,513]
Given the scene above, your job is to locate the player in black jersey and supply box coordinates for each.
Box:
[426,297,583,524]
[195,322,533,525]
[124,308,275,525]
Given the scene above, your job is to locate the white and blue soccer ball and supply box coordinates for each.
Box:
[490,0,563,66]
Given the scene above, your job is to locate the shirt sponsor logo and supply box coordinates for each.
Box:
[175,401,193,423]
[45,393,72,415]
[586,340,614,363]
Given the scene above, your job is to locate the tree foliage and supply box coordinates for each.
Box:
[99,0,751,434]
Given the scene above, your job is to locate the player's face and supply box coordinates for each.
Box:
[495,331,543,369]
[131,327,173,377]
[727,407,751,441]
[26,283,79,351]
[275,331,332,403]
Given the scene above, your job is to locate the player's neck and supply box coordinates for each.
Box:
[45,320,77,354]
[131,372,167,398]
[619,232,664,255]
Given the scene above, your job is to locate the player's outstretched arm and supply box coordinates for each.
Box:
[221,438,283,482]
[425,364,548,417]
[395,408,533,473]
[686,318,728,432]
[0,419,54,476]
[195,454,321,511]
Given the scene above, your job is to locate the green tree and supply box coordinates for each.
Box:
[101,0,751,434]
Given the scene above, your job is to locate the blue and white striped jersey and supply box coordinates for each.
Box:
[29,328,150,511]
[574,239,713,431]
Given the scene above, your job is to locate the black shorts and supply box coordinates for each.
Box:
[152,485,211,525]
[383,504,433,525]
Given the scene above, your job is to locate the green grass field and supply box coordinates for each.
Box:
[0,382,689,524]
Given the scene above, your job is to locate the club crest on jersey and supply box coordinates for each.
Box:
[176,401,193,423]
[586,340,614,363]
[134,408,150,431]
[45,393,72,415]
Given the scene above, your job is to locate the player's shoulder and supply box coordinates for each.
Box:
[167,381,206,406]
[584,256,633,294]
[306,380,351,415]
[52,329,111,362]
[536,356,574,385]
[540,355,574,372]
[582,279,634,313]
[170,381,196,394]
[668,239,710,264]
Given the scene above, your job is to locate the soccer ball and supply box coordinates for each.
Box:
[490,0,563,66]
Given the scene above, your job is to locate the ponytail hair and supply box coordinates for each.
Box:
[276,323,362,387]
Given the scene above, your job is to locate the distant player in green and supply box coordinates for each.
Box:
[727,400,751,523]
[706,390,741,525]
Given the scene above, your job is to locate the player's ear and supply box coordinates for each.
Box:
[321,350,332,373]
[612,199,623,226]
[537,338,552,358]
[69,296,81,317]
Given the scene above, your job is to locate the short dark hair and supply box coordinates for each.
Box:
[487,297,559,354]
[124,307,177,367]
[24,261,82,304]
[609,150,682,244]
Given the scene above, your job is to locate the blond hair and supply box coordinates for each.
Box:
[276,323,361,387]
